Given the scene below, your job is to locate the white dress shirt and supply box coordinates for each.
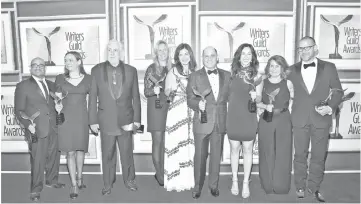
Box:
[204,67,219,100]
[301,58,318,94]
[32,75,49,99]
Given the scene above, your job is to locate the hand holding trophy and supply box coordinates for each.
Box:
[243,73,262,113]
[263,88,280,122]
[315,88,343,109]
[192,86,212,123]
[19,111,40,143]
[149,74,166,109]
[50,91,68,125]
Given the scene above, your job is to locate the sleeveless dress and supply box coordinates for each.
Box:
[144,63,169,132]
[164,68,195,192]
[258,78,292,194]
[226,68,258,141]
[55,74,92,152]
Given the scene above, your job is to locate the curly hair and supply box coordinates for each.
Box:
[264,55,289,79]
[173,43,197,75]
[230,43,259,77]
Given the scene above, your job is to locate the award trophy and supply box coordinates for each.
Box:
[262,88,280,122]
[331,89,355,139]
[315,88,343,109]
[243,72,262,113]
[133,15,168,60]
[32,27,61,66]
[320,15,353,59]
[148,74,166,109]
[192,86,212,123]
[50,91,68,125]
[214,22,245,63]
[19,111,40,143]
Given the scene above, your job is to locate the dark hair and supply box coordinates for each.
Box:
[231,43,259,77]
[300,36,316,44]
[173,43,197,74]
[64,51,86,78]
[264,55,289,79]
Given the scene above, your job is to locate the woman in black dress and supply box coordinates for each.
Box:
[257,55,294,194]
[55,51,92,199]
[226,44,263,198]
[144,40,172,186]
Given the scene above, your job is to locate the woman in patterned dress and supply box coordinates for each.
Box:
[226,44,263,198]
[144,40,172,186]
[163,43,197,191]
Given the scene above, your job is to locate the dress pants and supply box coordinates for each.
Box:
[30,128,60,193]
[101,131,136,189]
[293,122,330,192]
[193,125,224,192]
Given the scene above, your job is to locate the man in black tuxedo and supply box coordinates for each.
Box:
[288,36,343,202]
[14,57,65,202]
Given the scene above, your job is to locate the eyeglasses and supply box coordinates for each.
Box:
[297,45,315,52]
[31,64,45,69]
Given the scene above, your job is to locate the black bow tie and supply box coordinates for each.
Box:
[207,69,218,75]
[303,62,316,69]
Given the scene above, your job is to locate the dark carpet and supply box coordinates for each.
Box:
[1,173,360,203]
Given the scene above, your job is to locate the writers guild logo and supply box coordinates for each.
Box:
[133,15,168,60]
[213,22,245,63]
[320,15,353,59]
[32,27,61,66]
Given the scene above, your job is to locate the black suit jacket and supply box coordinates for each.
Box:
[14,77,57,139]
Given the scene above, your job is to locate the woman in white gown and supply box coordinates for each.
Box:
[164,43,197,192]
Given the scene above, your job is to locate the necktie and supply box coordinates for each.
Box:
[303,62,315,69]
[39,80,49,100]
[207,69,218,75]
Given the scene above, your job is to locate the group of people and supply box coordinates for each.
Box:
[14,36,343,202]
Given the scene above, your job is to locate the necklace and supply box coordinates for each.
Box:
[69,74,83,79]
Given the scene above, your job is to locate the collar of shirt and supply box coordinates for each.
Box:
[32,75,46,83]
[204,67,218,74]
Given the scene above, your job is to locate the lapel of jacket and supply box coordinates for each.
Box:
[216,68,224,103]
[29,76,48,103]
[200,68,216,102]
[103,61,125,100]
[294,62,309,94]
[310,58,324,95]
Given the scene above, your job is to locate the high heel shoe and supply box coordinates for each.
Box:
[242,180,251,199]
[231,180,239,195]
[70,185,79,200]
[77,177,86,189]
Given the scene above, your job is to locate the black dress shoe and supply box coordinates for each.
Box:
[30,193,40,202]
[192,191,201,199]
[101,187,111,196]
[296,188,305,199]
[210,188,220,197]
[154,174,164,186]
[308,189,325,202]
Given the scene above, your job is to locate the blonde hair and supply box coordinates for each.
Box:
[153,40,172,71]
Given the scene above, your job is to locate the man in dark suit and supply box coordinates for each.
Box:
[89,40,141,195]
[14,57,65,202]
[288,36,343,202]
[186,47,231,199]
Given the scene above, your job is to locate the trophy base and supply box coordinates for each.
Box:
[45,61,56,66]
[329,133,343,139]
[145,54,153,60]
[329,53,342,59]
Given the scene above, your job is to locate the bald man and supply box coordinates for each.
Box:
[186,47,231,199]
[89,40,141,195]
[14,57,65,202]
